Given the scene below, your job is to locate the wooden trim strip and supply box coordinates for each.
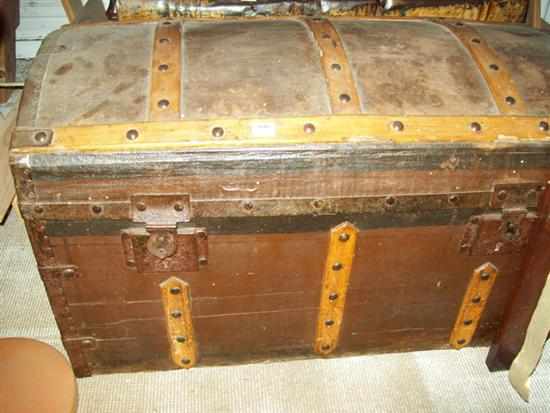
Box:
[305,18,362,114]
[150,21,182,121]
[160,276,198,368]
[434,20,527,115]
[450,262,499,349]
[314,222,358,355]
[11,115,550,153]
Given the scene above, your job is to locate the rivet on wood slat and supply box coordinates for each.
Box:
[391,121,404,132]
[470,122,482,133]
[33,131,52,146]
[212,127,224,138]
[160,277,198,369]
[314,222,358,355]
[304,123,316,134]
[450,262,499,349]
[126,129,139,141]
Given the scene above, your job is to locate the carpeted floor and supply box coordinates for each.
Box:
[1,211,549,412]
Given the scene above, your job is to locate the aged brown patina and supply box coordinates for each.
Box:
[10,17,550,377]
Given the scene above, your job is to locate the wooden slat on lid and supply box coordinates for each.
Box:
[150,21,182,121]
[435,20,527,115]
[305,19,362,114]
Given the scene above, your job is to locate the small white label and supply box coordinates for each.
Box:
[250,122,276,138]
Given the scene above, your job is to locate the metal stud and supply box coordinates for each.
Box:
[505,96,516,106]
[391,121,404,132]
[91,205,103,215]
[339,233,350,242]
[385,196,397,208]
[212,127,224,138]
[158,99,170,109]
[33,131,51,145]
[304,123,316,134]
[448,194,459,205]
[126,129,139,141]
[539,121,549,132]
[339,93,351,103]
[470,122,482,133]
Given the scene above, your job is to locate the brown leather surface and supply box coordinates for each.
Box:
[0,338,77,413]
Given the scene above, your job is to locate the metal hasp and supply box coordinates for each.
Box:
[122,193,208,272]
[160,277,198,368]
[460,182,543,255]
[450,262,499,349]
[314,222,358,355]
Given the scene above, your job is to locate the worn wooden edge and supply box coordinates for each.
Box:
[434,20,528,115]
[304,18,361,114]
[450,262,499,349]
[11,115,550,154]
[159,276,198,369]
[149,21,182,121]
[314,222,358,355]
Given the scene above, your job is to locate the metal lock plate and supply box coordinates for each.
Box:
[122,227,208,273]
[460,182,543,256]
[461,210,536,256]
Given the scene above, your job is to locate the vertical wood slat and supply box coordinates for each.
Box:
[314,222,358,355]
[305,19,362,115]
[160,277,198,369]
[434,20,527,115]
[449,262,499,349]
[149,21,182,121]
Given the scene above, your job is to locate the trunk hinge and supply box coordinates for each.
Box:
[122,194,208,273]
[460,182,544,255]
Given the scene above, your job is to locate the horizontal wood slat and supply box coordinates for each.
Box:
[12,115,550,153]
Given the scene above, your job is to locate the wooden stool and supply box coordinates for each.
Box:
[0,338,77,413]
